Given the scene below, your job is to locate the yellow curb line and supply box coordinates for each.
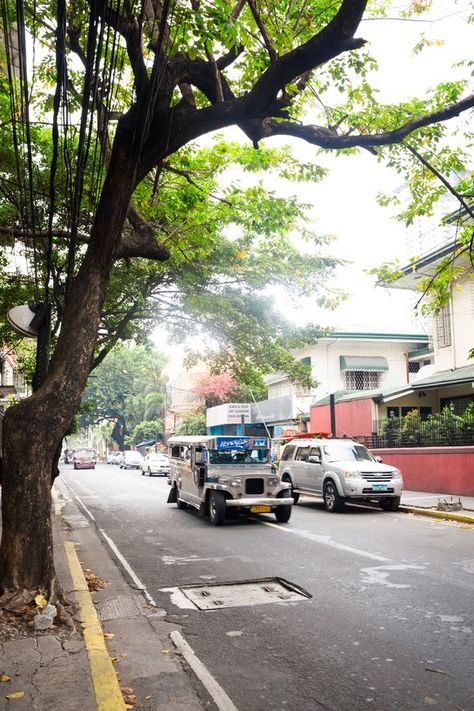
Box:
[64,541,126,711]
[400,506,474,525]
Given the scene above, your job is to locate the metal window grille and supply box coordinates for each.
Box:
[408,362,420,373]
[345,370,381,390]
[435,306,452,348]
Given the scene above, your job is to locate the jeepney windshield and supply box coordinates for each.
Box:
[208,449,269,465]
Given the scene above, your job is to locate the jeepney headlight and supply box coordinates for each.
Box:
[218,476,229,485]
[230,477,241,487]
[342,469,361,478]
[268,477,279,486]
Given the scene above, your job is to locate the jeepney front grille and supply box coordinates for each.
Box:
[246,478,264,495]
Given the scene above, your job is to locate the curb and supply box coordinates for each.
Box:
[64,540,126,711]
[399,505,474,525]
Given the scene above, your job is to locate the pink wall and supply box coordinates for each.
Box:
[371,447,474,496]
[311,399,373,437]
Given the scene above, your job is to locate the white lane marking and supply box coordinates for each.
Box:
[99,528,157,607]
[170,630,239,711]
[360,564,425,589]
[160,587,198,609]
[66,485,96,521]
[260,520,390,562]
[60,479,157,607]
[161,555,242,566]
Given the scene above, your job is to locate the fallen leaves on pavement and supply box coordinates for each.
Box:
[5,691,25,699]
[83,569,108,592]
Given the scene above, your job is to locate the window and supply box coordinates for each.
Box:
[408,362,420,373]
[322,443,374,463]
[308,447,321,463]
[208,449,268,464]
[435,306,452,348]
[295,446,310,461]
[387,407,400,418]
[171,445,181,459]
[281,444,296,461]
[345,370,381,390]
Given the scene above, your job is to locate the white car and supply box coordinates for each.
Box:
[141,452,170,477]
[119,450,144,470]
[107,451,122,464]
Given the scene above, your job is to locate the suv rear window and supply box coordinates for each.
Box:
[280,444,296,461]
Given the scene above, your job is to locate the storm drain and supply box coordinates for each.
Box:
[171,577,311,610]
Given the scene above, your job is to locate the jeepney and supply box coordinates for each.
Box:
[167,435,292,526]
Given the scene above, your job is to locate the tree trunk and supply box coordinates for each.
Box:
[0,119,138,606]
[111,417,127,451]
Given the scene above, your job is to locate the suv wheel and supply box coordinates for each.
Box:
[209,491,226,526]
[379,496,400,511]
[282,475,299,505]
[323,480,345,513]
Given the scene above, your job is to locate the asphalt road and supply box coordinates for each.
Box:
[60,462,474,711]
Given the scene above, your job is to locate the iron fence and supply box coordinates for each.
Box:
[360,413,474,448]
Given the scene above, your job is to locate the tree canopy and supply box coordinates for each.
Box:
[81,344,167,447]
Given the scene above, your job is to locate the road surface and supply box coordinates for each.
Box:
[60,462,474,710]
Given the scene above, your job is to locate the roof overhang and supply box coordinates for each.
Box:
[340,355,389,372]
[389,240,472,291]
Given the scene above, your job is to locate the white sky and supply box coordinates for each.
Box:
[153,2,473,353]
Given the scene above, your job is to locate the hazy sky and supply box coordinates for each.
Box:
[263,2,473,334]
[153,3,473,354]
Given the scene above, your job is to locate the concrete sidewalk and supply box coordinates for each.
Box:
[400,489,474,523]
[0,479,209,710]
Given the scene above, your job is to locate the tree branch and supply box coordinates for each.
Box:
[93,0,149,96]
[247,0,278,64]
[250,92,474,150]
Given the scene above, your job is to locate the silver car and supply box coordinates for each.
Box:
[278,438,403,513]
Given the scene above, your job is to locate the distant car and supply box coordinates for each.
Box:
[73,448,96,470]
[107,451,122,465]
[63,449,74,464]
[278,438,403,512]
[141,452,170,477]
[119,450,144,470]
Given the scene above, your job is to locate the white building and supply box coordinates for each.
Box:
[206,331,430,438]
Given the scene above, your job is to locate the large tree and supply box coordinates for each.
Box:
[0,0,473,608]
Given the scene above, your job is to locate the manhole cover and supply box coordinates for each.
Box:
[165,578,311,610]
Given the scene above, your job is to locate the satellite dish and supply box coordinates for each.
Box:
[6,304,39,338]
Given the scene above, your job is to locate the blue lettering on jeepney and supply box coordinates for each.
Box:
[215,437,268,451]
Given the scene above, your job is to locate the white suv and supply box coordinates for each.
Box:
[278,438,403,513]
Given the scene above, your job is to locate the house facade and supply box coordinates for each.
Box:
[207,331,429,438]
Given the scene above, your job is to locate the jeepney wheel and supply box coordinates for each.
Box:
[274,491,292,523]
[323,480,345,513]
[282,475,299,505]
[209,491,226,526]
[379,496,400,511]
